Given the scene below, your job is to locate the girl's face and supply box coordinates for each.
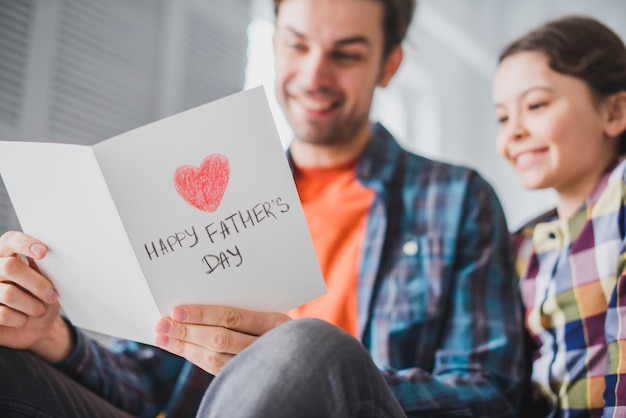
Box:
[492,51,618,209]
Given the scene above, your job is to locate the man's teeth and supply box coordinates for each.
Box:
[299,96,333,111]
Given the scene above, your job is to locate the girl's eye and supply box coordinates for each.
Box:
[496,115,508,124]
[290,43,307,52]
[528,102,546,110]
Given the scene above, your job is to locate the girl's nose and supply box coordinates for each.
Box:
[508,115,528,141]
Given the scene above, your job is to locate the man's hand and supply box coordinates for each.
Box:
[155,305,291,375]
[0,231,72,363]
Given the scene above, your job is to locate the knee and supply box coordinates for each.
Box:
[0,345,30,374]
[259,318,370,367]
[270,318,353,346]
[0,346,45,395]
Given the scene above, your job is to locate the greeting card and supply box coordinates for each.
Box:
[0,87,326,344]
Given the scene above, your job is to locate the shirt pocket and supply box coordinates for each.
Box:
[372,233,452,326]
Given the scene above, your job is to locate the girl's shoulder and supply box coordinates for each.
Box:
[512,209,558,238]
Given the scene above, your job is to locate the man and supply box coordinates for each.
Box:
[0,0,526,416]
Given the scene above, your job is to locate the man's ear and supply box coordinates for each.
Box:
[604,91,626,139]
[378,45,403,88]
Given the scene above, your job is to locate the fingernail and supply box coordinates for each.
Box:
[30,243,46,258]
[156,319,171,334]
[172,308,188,321]
[47,290,58,303]
[155,334,170,347]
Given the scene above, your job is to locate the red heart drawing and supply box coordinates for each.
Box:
[174,154,230,212]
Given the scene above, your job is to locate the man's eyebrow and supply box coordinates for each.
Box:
[282,26,371,49]
[282,26,305,38]
[335,36,371,49]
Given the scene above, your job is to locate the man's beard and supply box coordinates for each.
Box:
[289,111,368,146]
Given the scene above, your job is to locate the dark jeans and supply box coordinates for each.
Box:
[0,318,406,418]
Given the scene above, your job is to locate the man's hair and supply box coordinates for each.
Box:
[273,0,417,57]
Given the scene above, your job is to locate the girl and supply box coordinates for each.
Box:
[492,16,626,417]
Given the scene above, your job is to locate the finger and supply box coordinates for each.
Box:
[157,318,257,354]
[0,282,47,318]
[0,256,57,304]
[155,334,235,375]
[27,256,43,275]
[172,305,290,336]
[0,303,29,328]
[0,231,47,259]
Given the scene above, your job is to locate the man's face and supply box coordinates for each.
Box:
[273,0,391,147]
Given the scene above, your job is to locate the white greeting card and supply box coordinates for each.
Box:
[0,87,326,345]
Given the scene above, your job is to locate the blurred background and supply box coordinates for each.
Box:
[1,0,625,235]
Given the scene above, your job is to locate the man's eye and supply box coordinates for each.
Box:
[333,52,361,62]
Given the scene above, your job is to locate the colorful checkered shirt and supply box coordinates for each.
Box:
[513,158,626,418]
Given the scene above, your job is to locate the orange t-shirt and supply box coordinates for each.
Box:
[287,159,375,337]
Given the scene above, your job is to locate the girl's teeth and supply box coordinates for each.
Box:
[516,152,535,165]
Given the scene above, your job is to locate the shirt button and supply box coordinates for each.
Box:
[403,240,419,256]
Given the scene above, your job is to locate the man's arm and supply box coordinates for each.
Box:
[384,173,526,417]
[54,324,188,417]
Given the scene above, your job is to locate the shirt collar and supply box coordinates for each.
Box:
[588,157,625,207]
[286,122,402,191]
[355,122,401,189]
[527,157,626,250]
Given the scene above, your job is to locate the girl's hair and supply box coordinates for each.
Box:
[499,16,626,152]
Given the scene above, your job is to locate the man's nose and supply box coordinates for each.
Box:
[299,51,333,90]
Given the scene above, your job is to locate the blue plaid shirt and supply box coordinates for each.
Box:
[56,122,526,417]
[352,123,525,416]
